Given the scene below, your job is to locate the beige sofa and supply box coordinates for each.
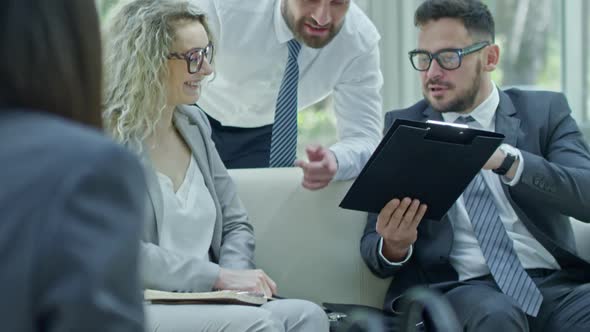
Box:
[228,168,590,309]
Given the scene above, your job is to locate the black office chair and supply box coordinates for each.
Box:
[399,287,461,332]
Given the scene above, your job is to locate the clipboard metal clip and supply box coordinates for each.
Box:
[426,119,468,129]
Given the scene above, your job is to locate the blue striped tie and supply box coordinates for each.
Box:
[269,39,301,167]
[462,143,543,316]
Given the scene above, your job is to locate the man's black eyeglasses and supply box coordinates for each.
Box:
[408,41,490,71]
[167,42,214,74]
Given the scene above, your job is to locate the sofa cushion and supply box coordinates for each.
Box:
[229,168,391,308]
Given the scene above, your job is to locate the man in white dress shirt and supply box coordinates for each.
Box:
[193,0,383,189]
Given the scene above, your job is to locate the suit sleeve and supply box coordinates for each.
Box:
[36,145,147,332]
[140,241,222,292]
[361,212,406,278]
[512,93,590,222]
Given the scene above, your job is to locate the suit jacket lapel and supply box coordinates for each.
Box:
[492,90,545,249]
[494,89,520,146]
[173,108,223,252]
[422,105,444,122]
[494,90,521,199]
[135,147,164,240]
[141,108,216,242]
[173,110,211,178]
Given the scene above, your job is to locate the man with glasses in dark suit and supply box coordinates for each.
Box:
[361,1,590,331]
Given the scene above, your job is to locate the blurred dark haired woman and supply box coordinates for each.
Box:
[0,1,147,331]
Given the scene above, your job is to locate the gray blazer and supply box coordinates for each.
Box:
[360,89,590,312]
[0,110,146,332]
[140,105,255,292]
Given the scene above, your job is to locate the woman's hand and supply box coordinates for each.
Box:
[213,268,277,297]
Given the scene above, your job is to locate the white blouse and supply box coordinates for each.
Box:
[157,156,217,261]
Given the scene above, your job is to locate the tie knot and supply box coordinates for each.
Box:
[287,39,301,58]
[455,115,475,125]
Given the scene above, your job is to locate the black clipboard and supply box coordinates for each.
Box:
[339,119,505,220]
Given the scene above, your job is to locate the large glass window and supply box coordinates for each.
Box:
[297,98,337,158]
[484,0,562,91]
[481,1,588,144]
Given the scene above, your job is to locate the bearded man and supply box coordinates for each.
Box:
[192,0,383,190]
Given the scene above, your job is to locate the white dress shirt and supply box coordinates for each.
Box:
[157,156,217,261]
[192,0,384,180]
[380,84,561,275]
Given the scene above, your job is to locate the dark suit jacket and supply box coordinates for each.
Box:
[360,89,590,313]
[0,110,147,331]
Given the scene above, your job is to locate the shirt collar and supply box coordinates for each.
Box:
[442,82,499,130]
[274,0,295,44]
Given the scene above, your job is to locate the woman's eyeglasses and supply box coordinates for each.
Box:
[167,42,214,74]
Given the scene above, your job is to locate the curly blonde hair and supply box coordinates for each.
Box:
[102,0,212,151]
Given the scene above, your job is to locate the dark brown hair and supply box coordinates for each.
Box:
[0,0,103,128]
[415,0,495,43]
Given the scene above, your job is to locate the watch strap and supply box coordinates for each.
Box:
[493,151,517,175]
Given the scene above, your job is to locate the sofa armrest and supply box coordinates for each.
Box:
[229,168,391,308]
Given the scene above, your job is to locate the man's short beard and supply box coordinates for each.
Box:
[281,1,344,49]
[427,61,482,114]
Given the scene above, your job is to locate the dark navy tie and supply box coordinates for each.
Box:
[269,39,301,167]
[458,116,543,316]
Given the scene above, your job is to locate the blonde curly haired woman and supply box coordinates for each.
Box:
[103,0,329,331]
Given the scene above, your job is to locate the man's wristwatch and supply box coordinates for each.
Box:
[492,144,518,175]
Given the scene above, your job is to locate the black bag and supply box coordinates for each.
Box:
[322,287,460,332]
[322,302,401,332]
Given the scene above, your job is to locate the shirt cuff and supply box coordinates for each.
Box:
[328,147,342,179]
[329,146,348,181]
[378,237,413,266]
[501,145,524,186]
